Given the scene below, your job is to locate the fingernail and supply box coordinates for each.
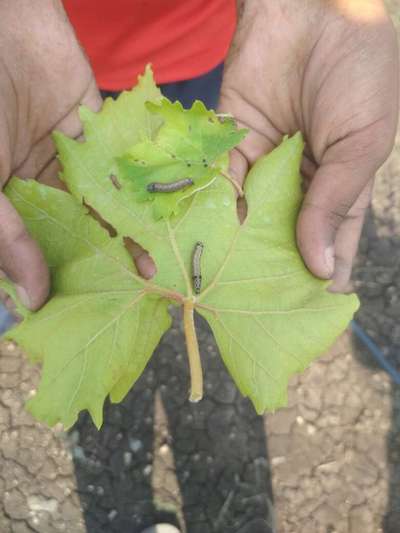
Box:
[324,246,335,278]
[16,285,31,308]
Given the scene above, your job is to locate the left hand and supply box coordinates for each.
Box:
[219,0,399,292]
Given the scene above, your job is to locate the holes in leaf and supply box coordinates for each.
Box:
[237,195,247,225]
[123,237,157,280]
[83,200,117,237]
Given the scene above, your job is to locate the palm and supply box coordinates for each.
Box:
[0,1,102,310]
[219,0,398,291]
[1,49,100,188]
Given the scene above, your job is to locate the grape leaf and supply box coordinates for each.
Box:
[3,179,171,428]
[116,99,247,219]
[1,68,359,428]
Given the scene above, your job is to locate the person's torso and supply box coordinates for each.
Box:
[62,0,237,90]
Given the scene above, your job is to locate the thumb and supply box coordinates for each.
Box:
[0,191,49,310]
[296,160,373,290]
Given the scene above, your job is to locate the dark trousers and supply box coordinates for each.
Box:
[102,62,224,110]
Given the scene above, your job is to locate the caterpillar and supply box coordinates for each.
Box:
[147,178,193,193]
[192,241,204,295]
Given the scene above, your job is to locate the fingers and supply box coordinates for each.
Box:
[297,158,373,291]
[218,88,281,187]
[0,192,49,310]
[227,147,249,188]
[134,250,156,279]
[123,238,156,279]
[328,181,372,292]
[224,129,278,195]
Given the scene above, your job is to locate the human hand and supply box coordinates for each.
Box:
[219,0,399,292]
[0,0,102,310]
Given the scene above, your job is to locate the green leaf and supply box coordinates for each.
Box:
[196,134,359,412]
[4,178,171,429]
[3,69,359,428]
[116,99,247,219]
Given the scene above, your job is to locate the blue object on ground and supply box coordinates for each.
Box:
[0,303,15,335]
[351,320,400,386]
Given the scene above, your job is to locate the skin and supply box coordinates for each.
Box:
[0,0,398,310]
[220,0,399,292]
[0,0,101,309]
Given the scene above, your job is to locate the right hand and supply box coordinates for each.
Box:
[219,0,398,293]
[0,0,102,310]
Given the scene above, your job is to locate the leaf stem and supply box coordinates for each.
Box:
[219,169,244,197]
[183,299,203,402]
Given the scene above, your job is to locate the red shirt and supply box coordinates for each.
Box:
[63,1,237,90]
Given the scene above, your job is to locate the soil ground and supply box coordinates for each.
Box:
[1,3,400,532]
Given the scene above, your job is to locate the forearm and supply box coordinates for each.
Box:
[0,0,77,68]
[0,0,69,39]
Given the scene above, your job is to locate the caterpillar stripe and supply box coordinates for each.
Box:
[147,178,193,193]
[192,241,204,295]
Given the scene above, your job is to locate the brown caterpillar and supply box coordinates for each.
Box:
[147,178,193,193]
[192,241,204,295]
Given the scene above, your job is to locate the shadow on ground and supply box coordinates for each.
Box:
[70,203,400,533]
[71,312,275,533]
[352,206,400,533]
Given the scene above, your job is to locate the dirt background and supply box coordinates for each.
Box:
[1,2,400,532]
